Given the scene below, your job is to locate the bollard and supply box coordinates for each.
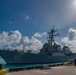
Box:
[0,69,8,75]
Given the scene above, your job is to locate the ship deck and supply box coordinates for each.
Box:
[7,66,76,75]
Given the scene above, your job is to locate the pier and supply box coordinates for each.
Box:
[7,66,76,75]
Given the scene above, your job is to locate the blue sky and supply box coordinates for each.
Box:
[0,0,76,37]
[1,0,76,52]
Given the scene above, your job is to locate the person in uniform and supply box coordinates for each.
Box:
[74,59,76,66]
[0,64,2,70]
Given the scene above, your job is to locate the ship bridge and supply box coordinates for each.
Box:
[40,26,61,55]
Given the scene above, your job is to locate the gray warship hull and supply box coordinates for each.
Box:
[0,50,75,65]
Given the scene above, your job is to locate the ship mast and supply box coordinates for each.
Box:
[47,26,59,46]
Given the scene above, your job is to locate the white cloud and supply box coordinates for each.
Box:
[61,28,76,52]
[0,31,8,48]
[33,33,42,38]
[0,31,19,45]
[0,30,43,53]
[21,36,43,53]
[14,44,24,51]
[33,32,47,38]
[0,30,22,48]
[68,28,76,40]
[25,15,31,20]
[22,36,30,45]
[23,13,31,21]
[10,30,22,43]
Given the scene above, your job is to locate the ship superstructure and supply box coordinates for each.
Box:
[40,26,72,56]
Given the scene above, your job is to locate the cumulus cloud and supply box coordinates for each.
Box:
[68,28,76,40]
[10,30,22,43]
[33,32,47,38]
[33,33,42,38]
[0,31,8,48]
[0,30,43,53]
[22,36,43,53]
[61,28,76,52]
[0,30,22,49]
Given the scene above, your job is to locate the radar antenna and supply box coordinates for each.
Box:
[47,26,59,46]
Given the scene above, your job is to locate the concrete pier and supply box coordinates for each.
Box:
[7,66,76,75]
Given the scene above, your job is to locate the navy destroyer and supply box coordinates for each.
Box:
[0,26,76,69]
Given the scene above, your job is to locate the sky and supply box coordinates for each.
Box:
[0,0,76,52]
